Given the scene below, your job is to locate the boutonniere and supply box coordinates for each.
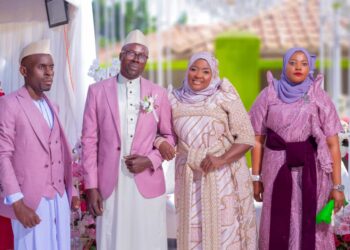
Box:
[140,95,159,122]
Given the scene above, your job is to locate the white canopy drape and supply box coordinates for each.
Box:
[0,0,96,145]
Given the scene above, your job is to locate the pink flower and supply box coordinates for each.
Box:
[80,182,86,191]
[340,224,350,231]
[334,235,341,247]
[80,200,87,212]
[86,228,96,239]
[83,214,95,225]
[342,116,349,123]
[342,234,350,242]
[71,230,80,238]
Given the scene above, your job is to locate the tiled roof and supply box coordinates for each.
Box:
[99,0,349,61]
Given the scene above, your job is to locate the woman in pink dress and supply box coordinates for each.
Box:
[157,52,257,250]
[249,48,345,250]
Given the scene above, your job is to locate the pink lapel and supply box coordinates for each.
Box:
[103,77,121,138]
[16,87,50,152]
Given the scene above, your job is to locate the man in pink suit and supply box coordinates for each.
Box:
[82,29,175,250]
[0,40,78,250]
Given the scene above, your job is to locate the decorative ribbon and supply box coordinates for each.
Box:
[266,128,317,250]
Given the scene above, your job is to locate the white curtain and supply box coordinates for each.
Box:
[0,0,96,146]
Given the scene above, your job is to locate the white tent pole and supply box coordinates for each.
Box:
[119,0,126,44]
[156,0,164,86]
[332,4,341,110]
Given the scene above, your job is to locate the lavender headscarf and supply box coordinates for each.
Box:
[173,52,222,103]
[273,47,316,103]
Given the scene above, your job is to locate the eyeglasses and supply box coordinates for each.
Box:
[122,50,148,63]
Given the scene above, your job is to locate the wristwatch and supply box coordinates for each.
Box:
[251,174,261,182]
[333,184,345,192]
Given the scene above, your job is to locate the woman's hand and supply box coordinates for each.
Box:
[159,141,176,161]
[200,154,226,173]
[253,181,264,202]
[330,189,345,214]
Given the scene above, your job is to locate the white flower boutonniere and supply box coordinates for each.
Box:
[140,95,159,122]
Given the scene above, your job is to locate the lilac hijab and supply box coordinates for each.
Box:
[173,52,222,103]
[273,47,316,103]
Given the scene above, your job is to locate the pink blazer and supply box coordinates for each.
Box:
[82,76,175,199]
[0,87,74,219]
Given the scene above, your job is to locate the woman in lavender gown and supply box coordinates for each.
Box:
[249,47,345,250]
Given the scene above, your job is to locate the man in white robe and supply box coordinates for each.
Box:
[82,30,175,250]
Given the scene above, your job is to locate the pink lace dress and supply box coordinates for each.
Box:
[249,75,343,250]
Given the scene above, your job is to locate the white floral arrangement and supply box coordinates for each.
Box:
[339,120,349,158]
[140,95,157,112]
[88,58,120,81]
[0,81,4,96]
[140,95,159,122]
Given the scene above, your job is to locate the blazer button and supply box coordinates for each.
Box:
[51,182,54,185]
[44,164,49,168]
[117,147,121,151]
[58,161,61,164]
[58,179,62,183]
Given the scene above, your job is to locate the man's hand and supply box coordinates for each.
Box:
[86,188,103,216]
[71,196,80,211]
[159,141,176,161]
[124,154,153,173]
[200,154,226,173]
[12,199,41,228]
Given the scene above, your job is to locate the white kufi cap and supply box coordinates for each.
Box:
[123,29,147,48]
[19,39,51,63]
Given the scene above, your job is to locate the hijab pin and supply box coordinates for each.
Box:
[303,94,310,103]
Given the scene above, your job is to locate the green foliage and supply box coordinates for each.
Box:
[124,0,151,35]
[176,12,188,25]
[332,1,343,10]
[93,0,153,42]
[145,60,188,71]
[98,37,108,48]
